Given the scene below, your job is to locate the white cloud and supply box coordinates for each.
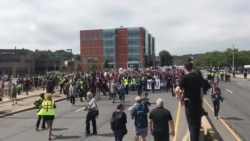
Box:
[1,0,250,55]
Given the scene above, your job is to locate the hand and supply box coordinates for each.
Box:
[170,130,175,137]
[150,129,153,136]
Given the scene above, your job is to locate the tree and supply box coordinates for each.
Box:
[159,50,173,66]
[103,60,109,69]
[60,64,67,72]
[75,54,81,61]
[76,64,82,71]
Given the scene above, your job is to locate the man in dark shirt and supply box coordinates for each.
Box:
[175,61,203,141]
[149,98,175,141]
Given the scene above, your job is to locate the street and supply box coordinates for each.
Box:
[0,91,182,141]
[203,76,250,141]
[0,75,249,141]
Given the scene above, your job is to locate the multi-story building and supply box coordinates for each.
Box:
[0,49,35,77]
[0,49,64,77]
[80,27,155,71]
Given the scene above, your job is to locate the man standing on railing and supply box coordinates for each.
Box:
[175,61,203,141]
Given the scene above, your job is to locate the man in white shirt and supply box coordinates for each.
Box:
[84,92,98,135]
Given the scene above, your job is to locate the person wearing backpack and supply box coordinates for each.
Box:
[110,104,127,141]
[117,81,126,104]
[35,93,46,131]
[131,96,149,141]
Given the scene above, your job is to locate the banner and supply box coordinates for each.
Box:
[147,79,161,90]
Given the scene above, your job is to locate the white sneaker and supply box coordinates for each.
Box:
[214,117,218,119]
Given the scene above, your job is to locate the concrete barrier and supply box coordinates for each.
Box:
[183,116,219,141]
[201,116,219,141]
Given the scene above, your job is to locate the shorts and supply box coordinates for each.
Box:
[134,126,148,137]
[43,115,55,121]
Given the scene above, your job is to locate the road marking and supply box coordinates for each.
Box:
[75,107,85,112]
[237,83,244,86]
[173,102,181,141]
[225,89,234,94]
[204,99,242,141]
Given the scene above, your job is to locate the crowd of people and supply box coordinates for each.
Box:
[0,59,232,141]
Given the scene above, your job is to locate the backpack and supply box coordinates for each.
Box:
[118,85,126,95]
[135,105,148,128]
[110,111,123,131]
[34,99,43,109]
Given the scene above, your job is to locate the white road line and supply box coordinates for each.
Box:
[225,89,234,94]
[75,107,85,112]
[237,83,244,86]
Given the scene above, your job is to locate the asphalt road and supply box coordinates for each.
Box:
[1,76,248,141]
[203,77,250,141]
[0,91,184,141]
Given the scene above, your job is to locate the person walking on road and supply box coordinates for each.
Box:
[111,103,127,141]
[149,98,175,141]
[69,82,77,105]
[38,93,56,140]
[35,93,46,131]
[130,96,150,141]
[84,91,98,135]
[175,61,203,141]
[11,83,17,106]
[210,82,223,119]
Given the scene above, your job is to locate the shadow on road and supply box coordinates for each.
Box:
[52,128,69,131]
[96,132,114,137]
[53,134,81,140]
[222,117,243,121]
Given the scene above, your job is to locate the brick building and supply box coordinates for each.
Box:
[0,49,63,77]
[80,27,155,71]
[0,49,35,77]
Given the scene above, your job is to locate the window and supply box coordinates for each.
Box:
[128,29,140,38]
[128,55,139,61]
[128,48,139,54]
[82,57,87,64]
[128,39,140,46]
[104,40,114,46]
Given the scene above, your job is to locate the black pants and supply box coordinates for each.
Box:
[70,95,75,105]
[185,104,202,141]
[36,115,46,128]
[153,132,169,141]
[212,100,220,117]
[85,111,97,134]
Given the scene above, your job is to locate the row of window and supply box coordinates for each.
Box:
[82,57,98,64]
[81,30,140,40]
[81,55,140,64]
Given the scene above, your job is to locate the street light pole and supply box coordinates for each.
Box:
[232,44,235,71]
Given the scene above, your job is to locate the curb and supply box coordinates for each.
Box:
[0,94,40,104]
[0,97,66,118]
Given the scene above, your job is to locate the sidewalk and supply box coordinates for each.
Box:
[235,73,249,80]
[0,89,66,118]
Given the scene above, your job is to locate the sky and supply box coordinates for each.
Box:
[1,0,250,56]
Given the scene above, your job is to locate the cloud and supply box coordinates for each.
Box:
[1,0,250,56]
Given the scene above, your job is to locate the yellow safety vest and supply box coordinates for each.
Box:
[38,100,55,116]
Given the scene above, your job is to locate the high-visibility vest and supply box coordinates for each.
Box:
[123,79,128,86]
[38,100,55,116]
[132,78,136,85]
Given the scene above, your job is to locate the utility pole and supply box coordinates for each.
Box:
[232,44,235,71]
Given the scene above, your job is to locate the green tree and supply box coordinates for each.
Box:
[76,64,82,71]
[60,64,67,72]
[103,60,109,69]
[75,54,81,61]
[159,50,173,66]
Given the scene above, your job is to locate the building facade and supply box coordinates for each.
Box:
[0,49,64,77]
[80,27,155,71]
[0,49,35,77]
